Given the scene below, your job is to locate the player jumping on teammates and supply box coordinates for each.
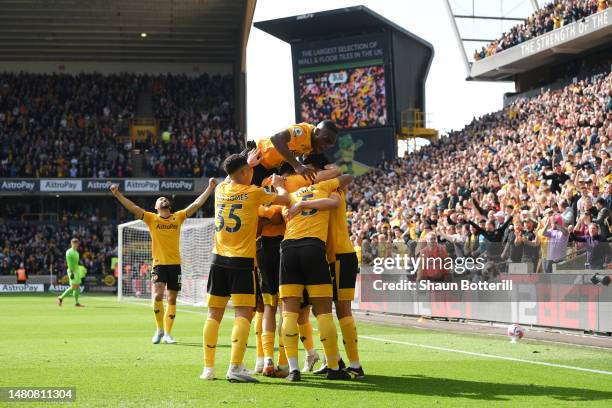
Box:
[110,179,217,344]
[279,172,353,381]
[57,238,84,307]
[247,120,339,186]
[201,154,290,383]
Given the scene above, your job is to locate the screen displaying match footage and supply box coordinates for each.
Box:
[298,65,388,128]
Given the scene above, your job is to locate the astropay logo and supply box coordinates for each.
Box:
[125,179,160,192]
[160,180,194,191]
[0,180,36,191]
[40,179,82,192]
[85,180,114,191]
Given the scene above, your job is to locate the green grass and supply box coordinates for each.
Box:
[2,294,612,407]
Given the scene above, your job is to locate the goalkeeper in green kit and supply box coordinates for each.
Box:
[57,238,85,307]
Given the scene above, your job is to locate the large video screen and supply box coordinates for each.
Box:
[298,65,387,128]
[293,33,390,129]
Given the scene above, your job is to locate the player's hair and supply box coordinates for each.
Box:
[279,162,294,176]
[71,238,79,244]
[303,153,330,170]
[318,120,339,135]
[223,154,248,175]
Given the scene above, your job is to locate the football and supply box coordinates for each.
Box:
[507,324,525,343]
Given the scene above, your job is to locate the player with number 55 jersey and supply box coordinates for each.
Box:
[212,182,279,268]
[202,154,289,384]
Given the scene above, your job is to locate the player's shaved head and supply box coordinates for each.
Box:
[155,196,171,211]
[313,120,338,153]
[318,120,338,134]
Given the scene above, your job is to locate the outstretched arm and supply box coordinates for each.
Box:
[498,215,513,233]
[110,184,144,219]
[184,178,217,217]
[271,130,300,169]
[270,130,316,182]
[287,194,341,220]
[471,196,486,219]
[337,174,354,189]
[272,186,290,206]
[295,195,341,210]
[313,164,342,184]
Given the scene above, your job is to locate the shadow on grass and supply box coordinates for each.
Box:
[175,343,255,350]
[263,374,612,402]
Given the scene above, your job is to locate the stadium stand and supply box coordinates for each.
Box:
[148,74,243,177]
[348,70,612,272]
[474,0,609,60]
[0,72,243,178]
[0,221,116,278]
[0,71,240,277]
[0,73,137,178]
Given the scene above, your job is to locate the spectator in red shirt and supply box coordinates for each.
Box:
[417,232,450,282]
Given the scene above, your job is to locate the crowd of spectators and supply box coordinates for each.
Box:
[0,71,245,277]
[147,73,244,177]
[0,72,243,178]
[348,71,612,274]
[474,0,609,60]
[0,73,138,178]
[300,65,387,128]
[0,221,116,277]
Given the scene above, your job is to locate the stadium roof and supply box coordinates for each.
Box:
[253,5,433,49]
[469,8,612,81]
[0,0,252,63]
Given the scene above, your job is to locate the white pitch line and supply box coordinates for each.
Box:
[485,333,612,352]
[360,335,612,376]
[91,296,207,316]
[94,297,612,376]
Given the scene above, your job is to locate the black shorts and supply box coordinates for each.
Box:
[255,268,263,305]
[256,236,282,305]
[207,264,256,308]
[330,252,359,301]
[252,164,277,187]
[300,289,311,309]
[151,265,181,291]
[279,238,332,299]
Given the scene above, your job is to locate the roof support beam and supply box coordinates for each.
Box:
[453,15,525,21]
[444,0,471,78]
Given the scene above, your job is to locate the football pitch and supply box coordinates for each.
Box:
[2,294,612,407]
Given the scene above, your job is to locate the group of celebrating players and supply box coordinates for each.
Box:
[110,120,364,383]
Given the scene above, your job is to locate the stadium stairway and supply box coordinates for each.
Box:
[131,77,154,176]
[131,152,147,177]
[136,85,153,118]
